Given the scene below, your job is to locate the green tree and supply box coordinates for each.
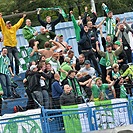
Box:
[0,0,133,26]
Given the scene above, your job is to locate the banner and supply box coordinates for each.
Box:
[62,98,129,132]
[0,109,42,133]
[39,7,67,18]
[61,105,82,133]
[0,99,129,133]
[18,46,29,72]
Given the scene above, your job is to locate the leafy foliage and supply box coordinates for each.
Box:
[0,0,133,26]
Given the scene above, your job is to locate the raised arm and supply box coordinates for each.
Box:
[52,9,63,26]
[14,14,26,30]
[82,6,88,25]
[96,17,106,29]
[29,41,39,57]
[96,41,106,57]
[115,24,121,37]
[86,76,96,89]
[91,8,97,24]
[70,11,81,41]
[50,40,60,51]
[99,26,106,51]
[123,18,133,33]
[115,42,123,56]
[37,8,47,27]
[108,80,115,88]
[0,13,6,31]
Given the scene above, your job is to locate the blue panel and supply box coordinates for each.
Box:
[0,11,133,56]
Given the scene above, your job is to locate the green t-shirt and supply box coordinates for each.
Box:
[35,32,56,49]
[99,57,106,66]
[0,84,3,98]
[27,47,39,62]
[60,62,72,81]
[91,84,109,98]
[122,65,133,79]
[120,85,127,98]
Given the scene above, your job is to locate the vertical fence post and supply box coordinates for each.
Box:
[41,106,49,133]
[128,95,133,124]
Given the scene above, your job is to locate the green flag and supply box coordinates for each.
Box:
[38,7,67,18]
[61,105,82,133]
[18,46,29,72]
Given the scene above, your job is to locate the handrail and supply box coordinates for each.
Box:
[66,36,76,44]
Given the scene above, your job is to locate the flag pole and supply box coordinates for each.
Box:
[2,10,37,19]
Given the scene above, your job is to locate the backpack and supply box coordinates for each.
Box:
[14,105,24,113]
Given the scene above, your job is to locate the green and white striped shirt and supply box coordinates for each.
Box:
[105,17,116,35]
[0,55,10,75]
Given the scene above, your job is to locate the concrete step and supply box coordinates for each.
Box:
[2,97,28,115]
[1,72,27,115]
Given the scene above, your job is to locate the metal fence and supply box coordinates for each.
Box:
[44,107,90,133]
[0,112,44,133]
[91,102,130,130]
[1,99,132,133]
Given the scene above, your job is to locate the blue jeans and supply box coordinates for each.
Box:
[42,90,50,109]
[0,74,11,98]
[6,46,19,75]
[33,91,43,108]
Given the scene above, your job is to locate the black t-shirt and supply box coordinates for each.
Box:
[75,59,84,71]
[122,31,130,48]
[108,70,120,88]
[88,27,98,45]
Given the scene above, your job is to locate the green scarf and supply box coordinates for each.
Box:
[105,51,117,68]
[25,26,36,34]
[112,71,120,79]
[67,78,82,97]
[120,85,127,98]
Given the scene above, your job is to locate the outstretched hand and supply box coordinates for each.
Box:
[91,8,94,13]
[123,17,126,24]
[23,14,26,18]
[102,3,105,6]
[37,8,41,14]
[58,8,62,14]
[0,13,2,18]
[85,6,88,12]
[70,11,73,15]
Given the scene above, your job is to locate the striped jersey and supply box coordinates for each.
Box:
[105,17,116,35]
[0,55,10,75]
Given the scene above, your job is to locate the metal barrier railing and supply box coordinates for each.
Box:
[44,107,90,133]
[0,99,133,133]
[92,102,130,130]
[0,112,43,133]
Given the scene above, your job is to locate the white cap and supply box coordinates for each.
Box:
[30,65,37,71]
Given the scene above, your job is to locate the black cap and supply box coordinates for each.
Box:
[86,14,90,17]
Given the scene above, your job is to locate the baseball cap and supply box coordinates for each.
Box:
[30,65,37,71]
[106,42,112,47]
[95,77,101,82]
[85,60,90,65]
[6,21,11,24]
[112,63,119,68]
[114,41,121,46]
[86,14,90,17]
[58,34,63,37]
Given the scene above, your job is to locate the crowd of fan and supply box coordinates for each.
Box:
[0,3,133,112]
